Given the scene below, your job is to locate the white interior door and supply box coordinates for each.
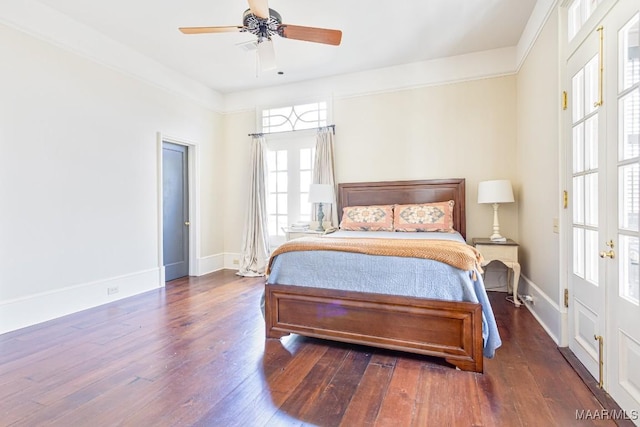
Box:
[568,22,607,383]
[606,3,640,418]
[567,0,640,420]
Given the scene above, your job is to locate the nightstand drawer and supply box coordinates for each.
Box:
[283,228,324,241]
[475,244,518,263]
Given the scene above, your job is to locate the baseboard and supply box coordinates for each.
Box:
[223,252,241,271]
[0,268,162,335]
[196,253,225,276]
[518,274,566,346]
[195,253,243,275]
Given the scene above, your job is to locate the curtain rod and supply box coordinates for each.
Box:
[248,124,335,138]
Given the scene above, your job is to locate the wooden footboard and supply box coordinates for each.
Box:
[265,284,483,373]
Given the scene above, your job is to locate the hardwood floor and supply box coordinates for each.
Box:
[0,270,616,426]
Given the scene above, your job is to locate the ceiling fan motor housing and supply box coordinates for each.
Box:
[242,8,282,41]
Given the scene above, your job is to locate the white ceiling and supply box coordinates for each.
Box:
[30,0,538,94]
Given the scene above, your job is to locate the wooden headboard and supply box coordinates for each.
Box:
[337,179,466,240]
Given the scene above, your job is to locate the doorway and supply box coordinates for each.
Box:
[162,142,190,281]
[566,0,639,417]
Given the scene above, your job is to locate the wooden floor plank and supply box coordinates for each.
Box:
[374,356,422,426]
[339,353,396,426]
[298,348,372,426]
[0,271,620,426]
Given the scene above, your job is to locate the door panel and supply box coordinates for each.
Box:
[163,142,189,282]
[568,1,640,419]
[568,25,606,380]
[607,4,640,418]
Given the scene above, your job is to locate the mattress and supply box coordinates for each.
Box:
[266,230,502,358]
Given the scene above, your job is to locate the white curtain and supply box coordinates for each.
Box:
[312,128,338,227]
[237,136,270,277]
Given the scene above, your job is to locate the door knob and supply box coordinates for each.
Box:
[185,221,191,226]
[599,250,615,259]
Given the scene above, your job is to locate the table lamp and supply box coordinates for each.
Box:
[308,184,334,232]
[478,180,514,242]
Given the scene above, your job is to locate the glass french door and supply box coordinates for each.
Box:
[567,0,640,419]
[606,3,639,417]
[568,20,607,383]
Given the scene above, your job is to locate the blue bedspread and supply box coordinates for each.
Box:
[266,231,502,358]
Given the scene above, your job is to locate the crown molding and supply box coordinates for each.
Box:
[0,0,224,112]
[516,0,559,70]
[1,0,557,114]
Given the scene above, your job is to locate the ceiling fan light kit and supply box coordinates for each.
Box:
[179,0,342,72]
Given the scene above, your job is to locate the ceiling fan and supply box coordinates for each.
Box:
[179,0,342,71]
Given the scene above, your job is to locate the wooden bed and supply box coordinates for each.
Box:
[264,178,484,373]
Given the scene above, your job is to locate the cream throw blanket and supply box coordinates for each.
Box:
[267,237,484,277]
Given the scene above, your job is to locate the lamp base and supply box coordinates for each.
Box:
[316,203,325,232]
[489,203,506,242]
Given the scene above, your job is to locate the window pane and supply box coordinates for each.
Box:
[568,0,580,40]
[262,102,327,133]
[268,194,277,215]
[573,123,585,173]
[268,171,277,193]
[300,171,311,194]
[300,148,312,170]
[574,227,585,278]
[276,151,287,170]
[585,115,598,169]
[277,171,288,192]
[267,151,276,171]
[567,0,604,42]
[277,215,288,235]
[619,14,640,92]
[619,89,640,161]
[585,172,598,227]
[573,176,585,224]
[620,234,640,305]
[268,215,277,236]
[573,69,584,122]
[278,194,288,213]
[300,193,311,216]
[585,229,599,285]
[620,163,640,231]
[585,55,599,115]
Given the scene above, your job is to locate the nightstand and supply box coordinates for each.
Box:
[472,238,522,307]
[283,228,324,241]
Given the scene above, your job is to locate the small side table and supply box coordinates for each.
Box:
[472,238,522,307]
[283,228,324,241]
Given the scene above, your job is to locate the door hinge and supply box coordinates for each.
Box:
[564,288,569,308]
[562,91,568,110]
[563,190,568,209]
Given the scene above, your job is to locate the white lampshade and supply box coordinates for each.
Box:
[478,180,514,204]
[308,184,334,203]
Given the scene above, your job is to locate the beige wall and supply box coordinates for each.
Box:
[0,23,224,303]
[223,76,519,253]
[222,110,255,257]
[516,8,561,303]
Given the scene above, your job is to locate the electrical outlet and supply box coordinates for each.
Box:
[232,259,239,265]
[107,286,119,295]
[521,294,534,304]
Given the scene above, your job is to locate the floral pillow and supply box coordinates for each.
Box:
[339,205,394,231]
[393,200,455,232]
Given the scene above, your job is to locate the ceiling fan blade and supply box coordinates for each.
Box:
[179,26,243,34]
[279,25,342,46]
[247,0,270,19]
[256,39,277,71]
